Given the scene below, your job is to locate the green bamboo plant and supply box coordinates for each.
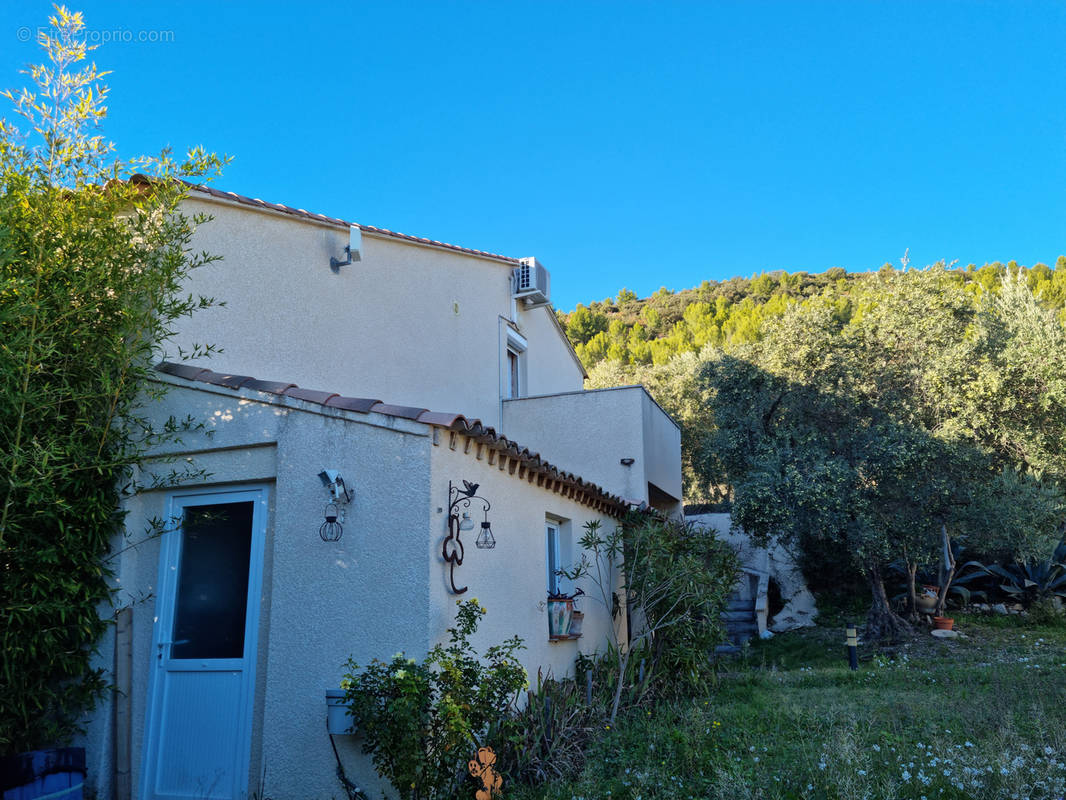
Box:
[0,7,224,753]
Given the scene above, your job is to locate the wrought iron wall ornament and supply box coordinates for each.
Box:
[443,480,494,594]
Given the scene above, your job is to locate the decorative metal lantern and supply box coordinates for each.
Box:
[317,469,353,542]
[320,501,343,542]
[475,515,495,550]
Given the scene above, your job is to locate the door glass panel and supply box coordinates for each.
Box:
[172,501,253,659]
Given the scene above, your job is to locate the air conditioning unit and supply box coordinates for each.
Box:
[513,257,551,307]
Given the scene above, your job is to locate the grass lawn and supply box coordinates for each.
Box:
[511,614,1066,800]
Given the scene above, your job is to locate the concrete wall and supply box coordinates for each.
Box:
[427,435,624,684]
[167,198,584,429]
[83,377,623,800]
[687,513,819,633]
[501,386,682,511]
[84,380,437,800]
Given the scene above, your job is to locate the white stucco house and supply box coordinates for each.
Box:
[80,184,683,800]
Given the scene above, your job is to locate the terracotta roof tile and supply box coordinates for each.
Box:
[154,361,626,515]
[325,396,382,413]
[416,411,468,427]
[197,370,255,390]
[369,402,428,420]
[243,378,297,395]
[284,387,340,405]
[156,362,209,381]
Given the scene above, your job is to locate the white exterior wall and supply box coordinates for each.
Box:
[84,381,437,800]
[427,437,623,682]
[168,198,584,430]
[502,386,683,513]
[82,378,622,800]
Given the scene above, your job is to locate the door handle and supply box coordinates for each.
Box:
[157,639,190,659]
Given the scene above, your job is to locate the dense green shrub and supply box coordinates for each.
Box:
[562,514,739,721]
[341,600,527,800]
[0,9,222,753]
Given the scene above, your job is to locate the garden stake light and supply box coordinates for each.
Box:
[846,623,859,670]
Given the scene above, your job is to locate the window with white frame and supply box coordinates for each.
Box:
[546,521,561,596]
[503,327,527,400]
[506,348,520,399]
[545,519,573,596]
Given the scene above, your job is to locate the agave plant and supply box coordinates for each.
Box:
[888,543,990,614]
[964,538,1066,606]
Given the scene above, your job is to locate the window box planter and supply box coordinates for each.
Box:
[326,689,354,735]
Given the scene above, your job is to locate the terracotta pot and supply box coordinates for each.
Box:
[568,611,584,636]
[932,616,954,631]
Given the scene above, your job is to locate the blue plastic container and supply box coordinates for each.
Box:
[0,748,85,800]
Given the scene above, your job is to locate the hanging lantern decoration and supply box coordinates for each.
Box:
[475,510,496,550]
[316,469,353,542]
[442,480,495,594]
[320,501,343,542]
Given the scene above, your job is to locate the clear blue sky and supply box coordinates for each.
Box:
[2,1,1064,310]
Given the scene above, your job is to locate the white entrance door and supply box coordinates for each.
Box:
[141,487,268,800]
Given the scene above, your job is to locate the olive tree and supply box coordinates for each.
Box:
[697,267,1066,638]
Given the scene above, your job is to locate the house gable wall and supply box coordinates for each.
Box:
[168,198,584,430]
[502,386,682,511]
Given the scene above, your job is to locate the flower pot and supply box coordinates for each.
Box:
[932,616,954,631]
[568,611,584,636]
[915,585,939,614]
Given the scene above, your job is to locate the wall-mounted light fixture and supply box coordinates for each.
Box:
[330,225,363,272]
[442,480,495,594]
[318,469,353,541]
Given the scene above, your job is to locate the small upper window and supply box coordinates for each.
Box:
[503,326,527,400]
[507,349,520,399]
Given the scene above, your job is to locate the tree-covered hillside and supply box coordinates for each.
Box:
[559,258,1066,370]
[559,259,1066,504]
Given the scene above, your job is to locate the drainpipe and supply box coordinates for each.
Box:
[497,316,504,431]
[113,607,132,800]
